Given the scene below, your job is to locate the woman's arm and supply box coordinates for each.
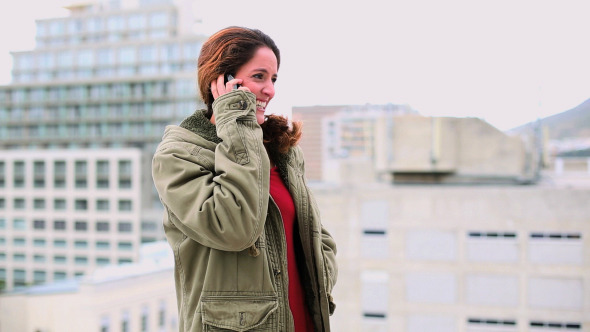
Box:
[152,90,270,251]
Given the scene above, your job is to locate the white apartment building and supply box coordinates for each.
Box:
[0,241,177,332]
[0,149,142,291]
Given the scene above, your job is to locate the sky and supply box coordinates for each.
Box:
[1,0,589,131]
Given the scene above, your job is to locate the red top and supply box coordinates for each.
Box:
[269,166,315,332]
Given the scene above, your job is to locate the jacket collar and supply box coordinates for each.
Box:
[179,109,222,144]
[179,109,292,185]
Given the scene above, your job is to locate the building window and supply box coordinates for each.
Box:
[97,257,110,266]
[54,198,66,210]
[13,161,25,188]
[54,220,66,231]
[0,161,5,188]
[74,240,88,249]
[0,198,5,209]
[467,231,518,263]
[118,258,132,264]
[118,242,133,251]
[118,200,132,211]
[529,232,583,265]
[54,255,67,264]
[119,160,132,188]
[96,241,110,250]
[54,160,66,188]
[33,270,46,284]
[97,199,110,211]
[97,160,110,188]
[75,199,88,210]
[53,239,67,248]
[13,238,26,246]
[33,161,45,188]
[34,255,46,262]
[159,301,166,328]
[100,315,110,332]
[75,161,87,188]
[54,271,67,280]
[13,253,26,261]
[13,218,26,230]
[33,219,46,230]
[118,221,132,233]
[75,256,88,265]
[96,221,110,232]
[141,306,149,332]
[0,219,5,229]
[33,198,45,210]
[13,269,26,287]
[529,320,581,330]
[74,221,87,231]
[13,198,25,210]
[121,311,130,332]
[361,270,389,321]
[33,238,46,247]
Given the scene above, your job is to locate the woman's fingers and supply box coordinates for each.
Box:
[211,74,245,99]
[210,74,224,99]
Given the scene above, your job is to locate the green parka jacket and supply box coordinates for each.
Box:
[152,90,338,332]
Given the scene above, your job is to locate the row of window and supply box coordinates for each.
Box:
[0,122,171,142]
[12,63,197,83]
[99,303,170,332]
[467,318,581,329]
[36,10,175,38]
[0,260,132,287]
[363,315,582,331]
[364,230,583,240]
[37,29,177,49]
[0,160,133,189]
[0,197,133,211]
[0,242,133,256]
[0,219,134,232]
[1,81,192,104]
[15,41,200,69]
[0,238,133,250]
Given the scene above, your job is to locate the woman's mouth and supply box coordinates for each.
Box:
[256,100,267,111]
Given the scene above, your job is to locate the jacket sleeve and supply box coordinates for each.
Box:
[152,90,270,251]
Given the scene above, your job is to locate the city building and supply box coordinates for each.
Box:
[0,149,142,290]
[297,111,589,331]
[0,0,205,291]
[0,240,177,332]
[292,103,417,182]
[317,174,589,332]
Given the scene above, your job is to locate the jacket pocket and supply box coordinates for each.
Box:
[201,295,278,332]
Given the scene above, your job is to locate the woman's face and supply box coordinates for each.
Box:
[235,46,278,124]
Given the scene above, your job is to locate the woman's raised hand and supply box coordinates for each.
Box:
[210,74,249,99]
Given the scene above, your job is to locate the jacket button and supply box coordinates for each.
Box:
[273,269,281,277]
[239,100,248,110]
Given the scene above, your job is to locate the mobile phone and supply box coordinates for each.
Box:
[226,74,240,90]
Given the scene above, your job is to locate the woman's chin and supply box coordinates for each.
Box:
[256,110,266,125]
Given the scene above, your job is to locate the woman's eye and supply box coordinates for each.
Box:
[253,74,263,79]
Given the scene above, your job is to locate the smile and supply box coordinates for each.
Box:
[256,100,267,111]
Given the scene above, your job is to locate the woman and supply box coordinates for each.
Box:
[152,26,338,332]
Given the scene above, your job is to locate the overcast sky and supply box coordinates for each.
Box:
[1,0,589,131]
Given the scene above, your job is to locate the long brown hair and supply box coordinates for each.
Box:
[197,26,300,152]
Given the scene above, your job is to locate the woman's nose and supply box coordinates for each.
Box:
[262,80,275,98]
